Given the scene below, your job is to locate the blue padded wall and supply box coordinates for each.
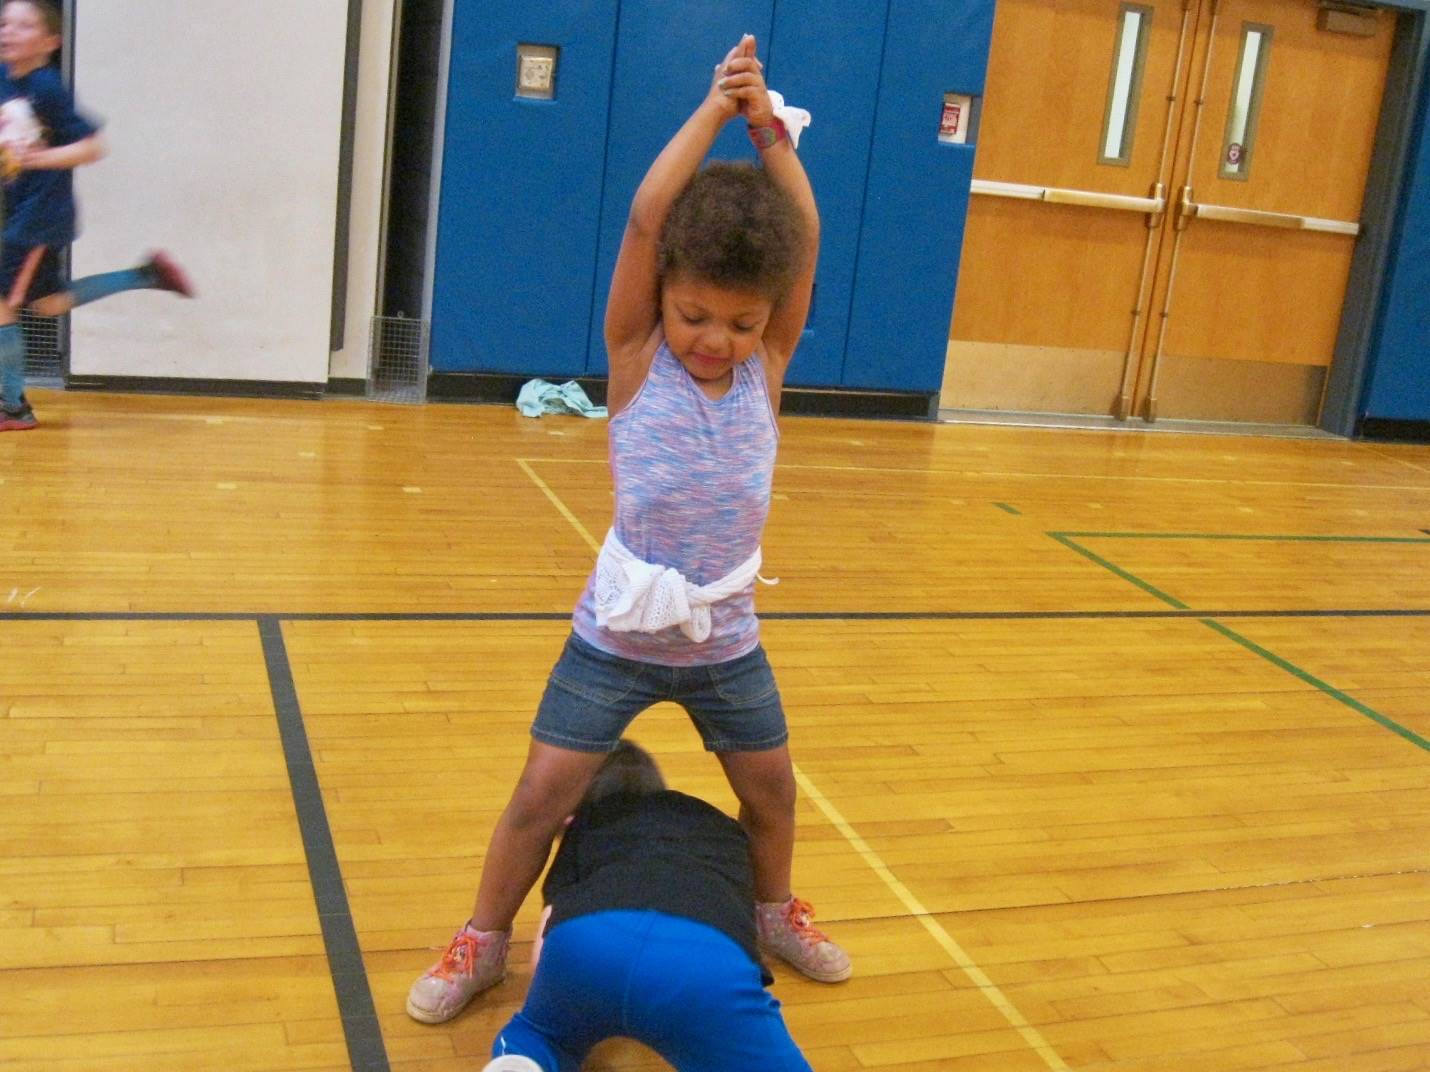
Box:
[766,1,887,387]
[583,1,775,374]
[429,1,618,375]
[429,0,1001,398]
[1363,52,1430,423]
[843,0,996,393]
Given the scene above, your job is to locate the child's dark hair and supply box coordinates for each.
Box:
[581,739,666,807]
[5,0,63,37]
[658,161,805,303]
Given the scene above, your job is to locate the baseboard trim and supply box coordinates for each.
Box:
[66,375,327,400]
[426,372,608,405]
[59,372,939,420]
[1356,416,1430,443]
[780,386,939,421]
[426,372,937,420]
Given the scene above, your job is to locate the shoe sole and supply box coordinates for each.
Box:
[483,1058,544,1072]
[759,944,853,984]
[405,971,506,1024]
[405,997,453,1024]
[0,420,37,432]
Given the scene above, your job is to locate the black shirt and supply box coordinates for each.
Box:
[542,789,768,978]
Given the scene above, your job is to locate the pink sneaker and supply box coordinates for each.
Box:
[406,923,510,1024]
[756,896,852,983]
[143,250,195,298]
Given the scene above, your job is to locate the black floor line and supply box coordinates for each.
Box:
[11,600,1428,1072]
[2,607,1429,623]
[258,616,391,1072]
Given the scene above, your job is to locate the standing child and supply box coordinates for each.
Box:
[407,34,849,1025]
[0,0,192,432]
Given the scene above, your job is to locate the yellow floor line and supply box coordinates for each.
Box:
[793,764,1070,1072]
[516,459,601,553]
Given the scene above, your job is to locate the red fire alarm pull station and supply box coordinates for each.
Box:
[939,93,974,144]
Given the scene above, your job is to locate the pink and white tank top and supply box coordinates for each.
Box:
[572,342,779,666]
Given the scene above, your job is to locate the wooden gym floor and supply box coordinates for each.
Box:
[1,388,1427,1072]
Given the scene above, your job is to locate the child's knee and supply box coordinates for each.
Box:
[504,760,597,835]
[504,783,572,835]
[737,767,797,817]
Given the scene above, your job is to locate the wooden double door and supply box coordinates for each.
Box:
[945,0,1396,425]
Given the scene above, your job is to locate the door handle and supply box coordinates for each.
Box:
[1184,200,1360,236]
[971,179,1165,215]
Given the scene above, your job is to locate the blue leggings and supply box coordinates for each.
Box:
[490,910,812,1072]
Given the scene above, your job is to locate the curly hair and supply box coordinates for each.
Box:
[658,161,805,303]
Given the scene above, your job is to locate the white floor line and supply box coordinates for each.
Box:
[516,459,601,552]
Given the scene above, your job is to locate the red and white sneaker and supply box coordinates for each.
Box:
[143,250,195,298]
[406,923,510,1024]
[756,896,852,983]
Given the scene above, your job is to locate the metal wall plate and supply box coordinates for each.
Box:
[516,43,558,100]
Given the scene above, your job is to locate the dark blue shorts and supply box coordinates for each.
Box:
[490,910,812,1072]
[1,245,61,307]
[531,632,788,754]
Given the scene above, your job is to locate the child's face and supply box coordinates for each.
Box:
[660,274,773,385]
[0,3,59,71]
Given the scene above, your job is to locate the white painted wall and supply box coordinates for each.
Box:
[69,2,352,383]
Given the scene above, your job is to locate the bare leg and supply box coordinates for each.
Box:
[469,739,609,931]
[723,745,850,981]
[30,292,74,317]
[717,745,797,903]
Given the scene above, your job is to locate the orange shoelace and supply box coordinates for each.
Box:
[784,898,829,944]
[431,931,480,981]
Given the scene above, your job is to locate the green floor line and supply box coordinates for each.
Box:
[1051,530,1430,544]
[1044,529,1429,754]
[1201,618,1430,753]
[1047,534,1188,609]
[993,502,1022,516]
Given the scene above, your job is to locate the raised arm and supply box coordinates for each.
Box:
[723,39,819,374]
[604,43,745,409]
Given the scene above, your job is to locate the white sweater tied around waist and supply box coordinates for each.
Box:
[592,529,776,643]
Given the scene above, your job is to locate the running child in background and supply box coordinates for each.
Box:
[407,33,849,1025]
[0,0,192,432]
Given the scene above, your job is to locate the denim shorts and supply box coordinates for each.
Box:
[531,632,788,753]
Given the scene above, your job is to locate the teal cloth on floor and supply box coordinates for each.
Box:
[516,379,607,419]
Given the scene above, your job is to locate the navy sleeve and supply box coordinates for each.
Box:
[33,70,99,146]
